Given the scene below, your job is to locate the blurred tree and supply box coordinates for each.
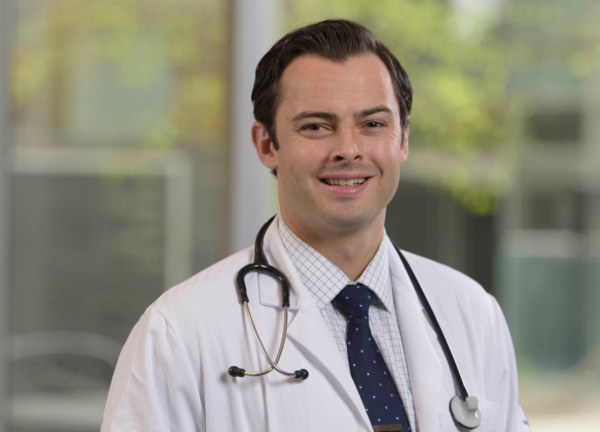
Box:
[12,0,229,153]
[285,0,513,214]
[501,0,600,78]
[284,0,600,214]
[11,0,600,212]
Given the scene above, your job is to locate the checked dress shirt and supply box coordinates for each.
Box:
[279,218,418,431]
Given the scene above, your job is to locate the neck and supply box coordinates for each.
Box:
[281,212,386,281]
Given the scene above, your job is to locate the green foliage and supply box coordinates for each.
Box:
[12,0,228,152]
[11,0,600,214]
[285,0,513,152]
[502,0,600,75]
[284,0,600,214]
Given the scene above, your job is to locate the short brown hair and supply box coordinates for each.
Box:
[252,19,413,150]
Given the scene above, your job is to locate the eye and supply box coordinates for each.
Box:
[298,122,333,138]
[302,124,325,131]
[365,121,384,128]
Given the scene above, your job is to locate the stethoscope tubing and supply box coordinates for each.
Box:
[392,243,470,401]
[229,216,308,380]
[229,216,480,428]
[243,301,295,377]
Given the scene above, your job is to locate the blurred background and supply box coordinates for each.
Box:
[0,0,598,431]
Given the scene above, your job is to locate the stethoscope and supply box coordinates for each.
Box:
[228,216,482,430]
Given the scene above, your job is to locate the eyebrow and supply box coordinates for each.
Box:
[291,106,393,123]
[356,106,393,118]
[291,111,339,122]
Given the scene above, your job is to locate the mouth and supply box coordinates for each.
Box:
[320,177,367,186]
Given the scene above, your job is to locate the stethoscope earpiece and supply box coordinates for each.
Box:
[450,395,482,429]
[228,366,246,378]
[294,369,309,380]
[228,365,309,380]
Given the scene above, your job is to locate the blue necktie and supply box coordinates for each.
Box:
[335,284,410,432]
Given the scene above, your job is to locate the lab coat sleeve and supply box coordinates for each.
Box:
[101,307,204,432]
[488,296,531,432]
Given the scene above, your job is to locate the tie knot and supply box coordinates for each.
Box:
[334,284,374,318]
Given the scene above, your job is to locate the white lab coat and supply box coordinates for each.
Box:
[102,215,531,431]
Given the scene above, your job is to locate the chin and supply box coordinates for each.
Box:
[323,209,383,231]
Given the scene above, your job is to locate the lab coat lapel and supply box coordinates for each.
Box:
[388,239,445,432]
[257,216,372,431]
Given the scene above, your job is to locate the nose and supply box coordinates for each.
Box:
[331,125,363,162]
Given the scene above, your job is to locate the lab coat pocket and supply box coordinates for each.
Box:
[438,401,499,431]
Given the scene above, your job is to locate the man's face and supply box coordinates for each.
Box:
[254,53,409,235]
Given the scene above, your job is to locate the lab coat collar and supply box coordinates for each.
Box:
[258,214,373,431]
[387,238,446,432]
[257,214,303,310]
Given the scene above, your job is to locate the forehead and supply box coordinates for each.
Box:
[277,54,398,117]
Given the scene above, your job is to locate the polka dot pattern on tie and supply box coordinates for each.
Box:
[334,284,410,431]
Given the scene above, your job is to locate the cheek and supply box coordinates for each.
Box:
[280,140,326,176]
[374,143,404,173]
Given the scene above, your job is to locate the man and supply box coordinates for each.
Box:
[102,20,530,431]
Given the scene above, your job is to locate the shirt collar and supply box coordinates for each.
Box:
[279,217,393,312]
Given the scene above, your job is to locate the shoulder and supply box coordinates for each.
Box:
[403,250,486,295]
[398,248,512,352]
[146,246,254,332]
[398,249,497,315]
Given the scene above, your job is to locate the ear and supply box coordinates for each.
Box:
[251,121,278,170]
[399,124,409,164]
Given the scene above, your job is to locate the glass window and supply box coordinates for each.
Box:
[6,0,230,430]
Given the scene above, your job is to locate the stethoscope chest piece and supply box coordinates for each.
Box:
[450,395,481,429]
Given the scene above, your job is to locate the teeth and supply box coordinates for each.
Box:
[324,177,366,186]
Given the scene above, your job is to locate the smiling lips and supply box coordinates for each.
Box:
[322,177,367,186]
